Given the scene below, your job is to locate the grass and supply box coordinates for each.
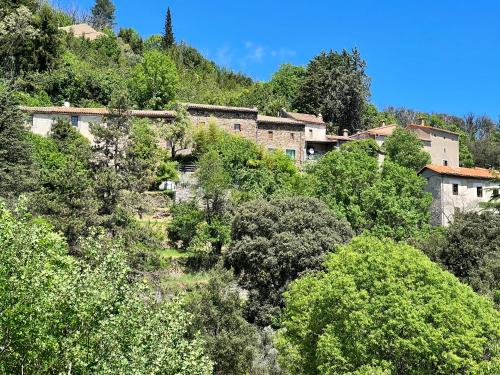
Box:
[157,248,192,259]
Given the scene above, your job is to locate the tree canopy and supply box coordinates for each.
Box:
[277,236,500,375]
[224,196,353,326]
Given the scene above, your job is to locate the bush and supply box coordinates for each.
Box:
[224,196,353,326]
[168,201,204,250]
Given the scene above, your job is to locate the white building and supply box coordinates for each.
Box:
[21,105,174,144]
[419,164,499,226]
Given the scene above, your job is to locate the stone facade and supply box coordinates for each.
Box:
[186,105,258,141]
[256,120,304,164]
[21,104,335,165]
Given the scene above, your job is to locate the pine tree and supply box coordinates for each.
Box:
[163,7,175,48]
[0,84,35,204]
[91,0,116,30]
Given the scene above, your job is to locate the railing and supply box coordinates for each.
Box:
[178,163,197,173]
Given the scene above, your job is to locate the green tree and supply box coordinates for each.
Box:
[0,204,213,374]
[383,127,431,170]
[186,266,258,375]
[294,49,370,134]
[161,104,193,158]
[91,0,115,29]
[168,201,204,250]
[0,84,35,203]
[118,27,143,54]
[224,196,353,326]
[277,236,500,375]
[308,140,432,240]
[28,130,100,246]
[196,149,232,221]
[269,64,306,105]
[33,4,63,72]
[163,6,175,48]
[420,211,500,305]
[90,91,133,230]
[130,49,179,109]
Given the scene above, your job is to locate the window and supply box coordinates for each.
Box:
[443,160,448,166]
[477,186,483,198]
[493,188,499,198]
[443,147,446,153]
[268,131,273,140]
[286,149,296,159]
[71,115,78,127]
[452,184,459,195]
[234,123,241,132]
[290,132,295,140]
[308,129,313,138]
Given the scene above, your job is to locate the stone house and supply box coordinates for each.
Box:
[21,103,333,165]
[419,165,499,226]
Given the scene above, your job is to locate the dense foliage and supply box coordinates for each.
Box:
[225,197,353,326]
[420,211,500,305]
[308,140,432,240]
[383,127,431,170]
[0,204,213,374]
[277,237,500,374]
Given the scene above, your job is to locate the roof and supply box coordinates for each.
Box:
[20,106,175,119]
[59,23,104,41]
[282,111,325,125]
[257,115,304,126]
[350,124,398,138]
[326,134,352,141]
[185,103,258,114]
[419,164,498,180]
[407,124,460,136]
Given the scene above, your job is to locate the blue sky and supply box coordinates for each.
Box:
[58,0,500,119]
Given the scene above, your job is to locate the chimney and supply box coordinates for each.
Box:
[418,117,425,126]
[318,113,323,120]
[343,129,349,137]
[381,120,386,126]
[63,101,70,108]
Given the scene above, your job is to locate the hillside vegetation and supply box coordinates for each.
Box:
[0,1,499,374]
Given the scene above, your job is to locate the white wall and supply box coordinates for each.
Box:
[423,170,499,226]
[305,124,326,141]
[31,113,103,143]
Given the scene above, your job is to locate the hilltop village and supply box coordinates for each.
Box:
[23,101,499,226]
[1,1,499,374]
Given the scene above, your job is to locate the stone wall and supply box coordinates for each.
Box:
[187,108,258,141]
[257,122,305,164]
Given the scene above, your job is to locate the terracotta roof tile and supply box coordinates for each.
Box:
[20,106,175,118]
[257,115,304,126]
[350,124,398,138]
[326,134,352,141]
[419,164,498,179]
[185,103,258,113]
[407,124,460,136]
[283,111,325,125]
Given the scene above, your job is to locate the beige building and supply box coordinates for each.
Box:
[419,165,499,226]
[350,121,460,167]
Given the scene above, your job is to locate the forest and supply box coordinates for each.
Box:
[0,1,499,374]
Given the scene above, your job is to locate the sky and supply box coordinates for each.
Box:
[57,0,500,119]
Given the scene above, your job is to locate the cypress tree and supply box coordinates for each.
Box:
[163,7,175,48]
